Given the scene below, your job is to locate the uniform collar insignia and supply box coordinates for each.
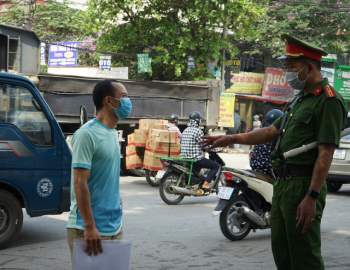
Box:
[312,86,323,96]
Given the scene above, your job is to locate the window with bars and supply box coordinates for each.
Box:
[8,38,19,71]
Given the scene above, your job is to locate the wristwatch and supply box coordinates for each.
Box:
[307,189,320,200]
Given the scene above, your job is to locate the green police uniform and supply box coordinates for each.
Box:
[271,35,348,270]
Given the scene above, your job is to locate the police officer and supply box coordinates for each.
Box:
[203,34,347,270]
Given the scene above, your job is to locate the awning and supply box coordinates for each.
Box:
[235,94,288,105]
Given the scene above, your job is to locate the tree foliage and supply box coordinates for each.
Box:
[3,0,350,79]
[0,0,88,42]
[87,0,267,80]
[258,0,350,56]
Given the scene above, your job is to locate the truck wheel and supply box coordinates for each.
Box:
[0,190,23,249]
[327,181,343,193]
[145,170,159,187]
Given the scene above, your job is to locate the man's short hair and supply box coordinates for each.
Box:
[93,80,116,111]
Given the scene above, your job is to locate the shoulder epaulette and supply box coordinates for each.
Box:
[324,84,336,98]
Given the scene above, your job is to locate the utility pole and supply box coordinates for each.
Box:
[23,0,36,30]
[221,26,227,92]
[220,2,228,92]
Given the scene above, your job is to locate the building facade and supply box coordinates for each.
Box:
[0,24,40,74]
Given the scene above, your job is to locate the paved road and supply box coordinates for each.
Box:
[0,154,350,270]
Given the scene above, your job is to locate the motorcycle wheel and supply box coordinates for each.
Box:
[219,196,251,241]
[145,170,159,187]
[159,173,185,205]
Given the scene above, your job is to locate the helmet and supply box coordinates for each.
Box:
[169,114,179,124]
[189,111,202,124]
[264,109,283,126]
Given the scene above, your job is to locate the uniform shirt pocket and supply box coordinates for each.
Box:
[292,110,314,126]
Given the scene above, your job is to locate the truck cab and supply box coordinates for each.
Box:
[0,72,71,248]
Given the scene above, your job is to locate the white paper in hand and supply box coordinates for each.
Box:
[73,240,131,270]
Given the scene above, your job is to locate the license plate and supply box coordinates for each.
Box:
[155,170,166,180]
[333,149,346,160]
[217,187,234,200]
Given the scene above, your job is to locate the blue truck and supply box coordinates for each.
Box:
[0,72,221,248]
[0,72,71,248]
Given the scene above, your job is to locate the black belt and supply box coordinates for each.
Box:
[272,164,314,180]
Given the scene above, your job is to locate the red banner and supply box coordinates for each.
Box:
[262,68,294,101]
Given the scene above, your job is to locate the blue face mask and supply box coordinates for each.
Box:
[113,97,132,119]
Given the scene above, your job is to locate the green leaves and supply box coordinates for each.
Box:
[0,0,88,42]
[261,0,350,55]
[6,0,346,81]
[88,0,267,80]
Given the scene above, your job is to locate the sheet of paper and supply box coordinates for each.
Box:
[73,240,131,270]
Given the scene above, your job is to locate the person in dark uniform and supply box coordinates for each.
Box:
[202,34,347,270]
[250,109,283,177]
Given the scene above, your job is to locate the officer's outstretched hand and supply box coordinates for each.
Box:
[202,135,234,149]
[296,196,316,234]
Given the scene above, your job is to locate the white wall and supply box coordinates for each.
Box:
[47,67,129,79]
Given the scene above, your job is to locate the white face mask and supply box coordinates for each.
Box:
[285,66,308,90]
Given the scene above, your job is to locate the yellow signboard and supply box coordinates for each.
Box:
[226,72,264,94]
[218,92,235,128]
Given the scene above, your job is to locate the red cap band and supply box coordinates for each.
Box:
[286,43,322,62]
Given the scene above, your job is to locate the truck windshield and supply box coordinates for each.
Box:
[0,83,53,146]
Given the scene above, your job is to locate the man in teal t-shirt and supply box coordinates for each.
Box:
[67,80,132,257]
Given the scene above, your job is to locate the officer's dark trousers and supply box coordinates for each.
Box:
[194,158,220,182]
[271,177,327,270]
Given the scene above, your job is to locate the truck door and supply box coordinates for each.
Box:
[0,80,68,216]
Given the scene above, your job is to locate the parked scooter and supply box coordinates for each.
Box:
[159,152,225,205]
[213,127,350,241]
[214,168,274,241]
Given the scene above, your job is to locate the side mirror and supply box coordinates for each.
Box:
[79,105,88,126]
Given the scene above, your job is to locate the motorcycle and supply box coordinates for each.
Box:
[158,151,226,205]
[212,129,350,241]
[214,168,274,241]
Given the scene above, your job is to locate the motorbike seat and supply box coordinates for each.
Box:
[245,170,275,184]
